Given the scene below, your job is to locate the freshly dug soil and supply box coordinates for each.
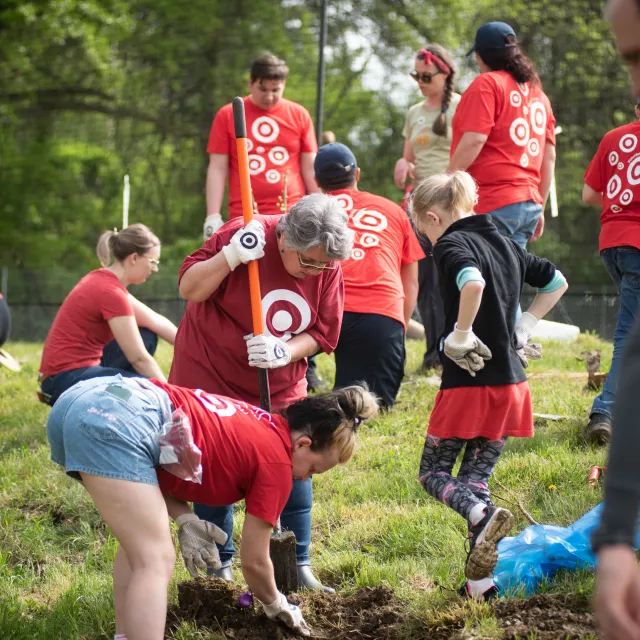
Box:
[169,577,405,639]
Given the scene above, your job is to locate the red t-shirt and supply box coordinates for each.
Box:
[170,215,344,410]
[40,269,133,376]
[207,96,317,218]
[329,189,424,327]
[584,120,640,252]
[152,380,293,526]
[451,71,556,213]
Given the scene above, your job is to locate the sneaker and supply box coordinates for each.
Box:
[465,506,514,581]
[458,580,501,602]
[585,414,612,446]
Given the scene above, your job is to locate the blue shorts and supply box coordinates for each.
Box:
[47,375,169,485]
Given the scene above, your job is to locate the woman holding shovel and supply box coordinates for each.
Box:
[170,192,354,591]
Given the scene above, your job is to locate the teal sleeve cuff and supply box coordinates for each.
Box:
[539,270,567,293]
[456,267,486,291]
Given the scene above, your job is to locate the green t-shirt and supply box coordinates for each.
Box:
[402,93,461,181]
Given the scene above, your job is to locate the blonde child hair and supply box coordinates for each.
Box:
[409,171,478,231]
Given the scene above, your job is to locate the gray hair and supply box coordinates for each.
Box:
[276,193,354,261]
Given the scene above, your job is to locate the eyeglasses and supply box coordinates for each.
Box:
[410,69,444,84]
[296,251,336,271]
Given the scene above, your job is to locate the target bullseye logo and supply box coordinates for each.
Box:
[520,153,530,168]
[620,134,638,154]
[248,154,266,175]
[611,204,622,213]
[352,248,365,260]
[252,116,280,143]
[627,156,640,185]
[360,232,380,247]
[195,390,236,417]
[529,101,546,135]
[510,118,530,147]
[352,209,388,233]
[620,189,634,206]
[274,344,286,359]
[268,146,289,166]
[335,194,354,211]
[266,169,281,184]
[240,231,259,250]
[527,138,540,157]
[609,151,619,166]
[618,162,625,171]
[509,91,522,108]
[262,289,312,341]
[607,175,622,199]
[246,139,254,152]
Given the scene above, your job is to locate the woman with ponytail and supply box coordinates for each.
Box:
[38,224,178,405]
[395,44,460,373]
[449,22,556,249]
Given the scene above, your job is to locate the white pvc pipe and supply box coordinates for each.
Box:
[123,174,130,229]
[550,126,562,218]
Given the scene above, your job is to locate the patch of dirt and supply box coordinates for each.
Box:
[168,577,405,639]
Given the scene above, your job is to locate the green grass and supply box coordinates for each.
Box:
[0,335,610,639]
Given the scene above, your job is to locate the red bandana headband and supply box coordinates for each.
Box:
[416,49,451,75]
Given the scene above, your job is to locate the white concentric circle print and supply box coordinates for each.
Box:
[620,189,634,205]
[265,169,281,184]
[529,101,546,135]
[517,83,529,96]
[261,289,312,341]
[620,134,638,154]
[335,193,354,211]
[607,175,622,199]
[360,233,380,247]
[352,209,388,232]
[627,156,640,185]
[195,390,237,417]
[510,91,522,107]
[352,248,365,260]
[246,139,254,152]
[510,118,530,147]
[252,116,280,143]
[268,146,289,166]
[527,138,540,157]
[619,163,625,171]
[609,151,619,166]
[611,204,623,213]
[520,153,530,168]
[257,146,265,154]
[248,154,266,175]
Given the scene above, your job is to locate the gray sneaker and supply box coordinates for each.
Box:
[586,414,612,446]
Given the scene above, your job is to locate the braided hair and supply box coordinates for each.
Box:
[416,44,457,138]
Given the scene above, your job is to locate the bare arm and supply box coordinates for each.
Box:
[394,139,416,189]
[107,315,166,380]
[400,261,419,330]
[240,513,279,605]
[178,252,231,302]
[525,282,568,320]
[583,183,604,207]
[206,154,229,217]
[539,143,556,206]
[129,295,178,345]
[448,132,488,172]
[456,281,485,330]
[163,494,193,520]
[300,152,320,194]
[286,332,320,362]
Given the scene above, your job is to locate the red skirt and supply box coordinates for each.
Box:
[427,381,533,440]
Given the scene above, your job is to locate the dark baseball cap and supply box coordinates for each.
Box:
[467,21,517,56]
[314,143,357,180]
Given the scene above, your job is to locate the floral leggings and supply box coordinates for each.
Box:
[418,435,507,524]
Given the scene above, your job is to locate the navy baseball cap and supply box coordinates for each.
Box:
[314,143,357,180]
[467,21,517,56]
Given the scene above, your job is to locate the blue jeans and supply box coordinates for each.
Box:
[591,247,640,418]
[194,477,313,566]
[487,200,543,249]
[40,328,158,406]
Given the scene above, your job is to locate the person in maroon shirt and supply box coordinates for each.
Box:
[172,192,354,591]
[46,375,378,640]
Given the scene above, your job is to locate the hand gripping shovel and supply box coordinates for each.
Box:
[233,97,298,593]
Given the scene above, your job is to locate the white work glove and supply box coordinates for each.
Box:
[514,311,542,368]
[204,214,224,240]
[443,323,492,377]
[244,333,291,369]
[262,591,311,636]
[221,220,266,271]
[176,513,228,578]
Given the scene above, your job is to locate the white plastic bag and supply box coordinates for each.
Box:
[157,408,203,483]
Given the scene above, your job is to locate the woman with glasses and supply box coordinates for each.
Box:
[170,192,353,592]
[38,224,178,405]
[395,44,460,374]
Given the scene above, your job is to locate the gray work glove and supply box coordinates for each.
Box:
[443,324,492,377]
[514,311,542,368]
[221,219,266,271]
[176,513,228,578]
[262,591,311,636]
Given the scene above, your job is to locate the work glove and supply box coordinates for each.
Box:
[204,213,224,240]
[514,312,542,368]
[176,513,228,578]
[443,323,492,377]
[244,333,292,369]
[221,220,266,271]
[262,591,311,636]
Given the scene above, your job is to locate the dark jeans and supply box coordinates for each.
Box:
[416,235,445,370]
[591,246,640,418]
[333,312,406,409]
[40,328,158,406]
[194,477,313,566]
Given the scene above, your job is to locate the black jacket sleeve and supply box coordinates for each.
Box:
[592,314,640,551]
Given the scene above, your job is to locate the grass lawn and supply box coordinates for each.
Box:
[0,335,610,639]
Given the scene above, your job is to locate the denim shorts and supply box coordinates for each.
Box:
[47,375,170,485]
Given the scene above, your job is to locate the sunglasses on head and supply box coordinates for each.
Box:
[410,69,444,84]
